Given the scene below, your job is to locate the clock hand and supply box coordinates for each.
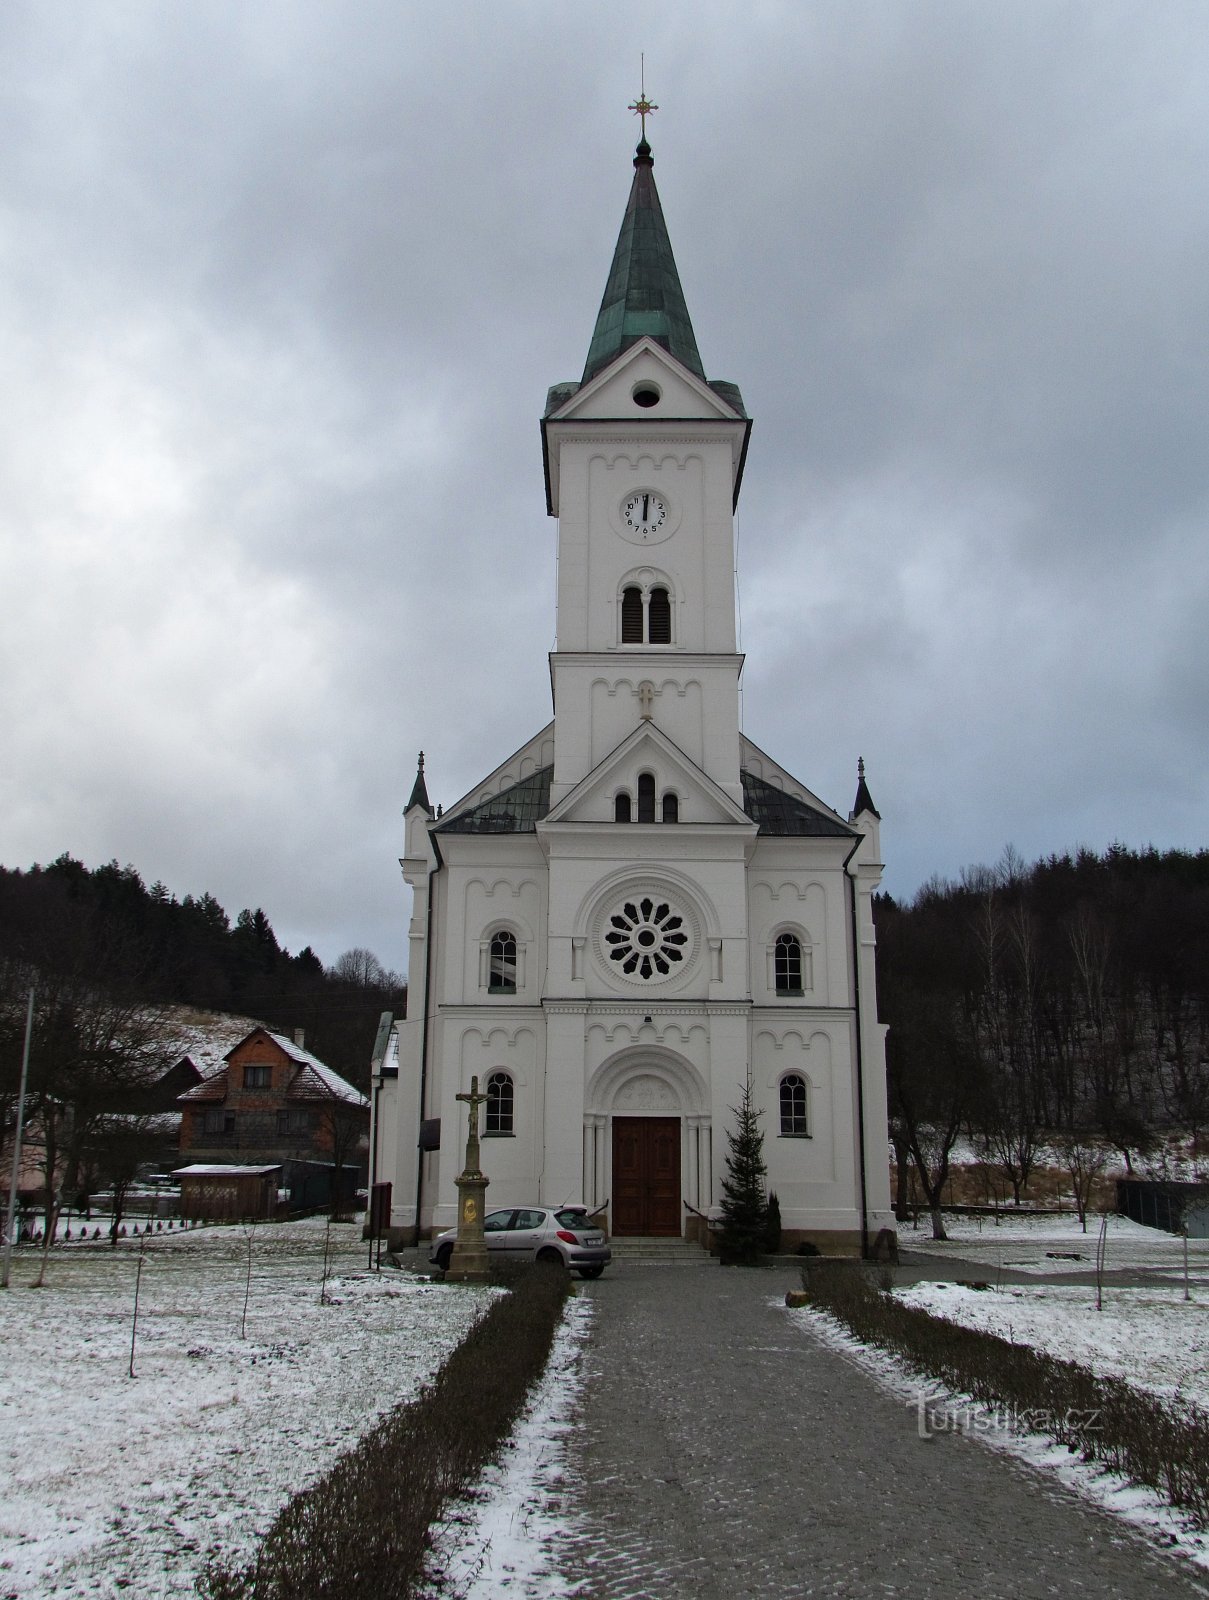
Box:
[642,494,649,522]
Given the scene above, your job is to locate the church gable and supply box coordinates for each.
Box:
[543,722,752,829]
[739,735,854,836]
[437,723,554,830]
[548,339,743,425]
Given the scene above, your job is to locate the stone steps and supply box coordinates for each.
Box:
[607,1236,710,1262]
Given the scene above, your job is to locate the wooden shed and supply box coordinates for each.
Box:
[174,1163,282,1221]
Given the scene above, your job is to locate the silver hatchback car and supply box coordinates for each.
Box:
[429,1205,610,1279]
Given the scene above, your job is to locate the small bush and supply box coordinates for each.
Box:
[800,1264,1209,1528]
[201,1262,571,1599]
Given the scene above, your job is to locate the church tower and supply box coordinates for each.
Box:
[375,119,893,1254]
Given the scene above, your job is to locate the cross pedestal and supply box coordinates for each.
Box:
[446,1075,491,1283]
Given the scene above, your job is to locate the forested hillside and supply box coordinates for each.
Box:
[0,855,405,1090]
[877,843,1209,1227]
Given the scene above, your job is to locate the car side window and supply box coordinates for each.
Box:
[483,1210,515,1232]
[512,1209,545,1230]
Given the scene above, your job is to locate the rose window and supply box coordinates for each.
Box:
[604,897,689,980]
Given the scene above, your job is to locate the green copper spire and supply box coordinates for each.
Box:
[581,136,705,386]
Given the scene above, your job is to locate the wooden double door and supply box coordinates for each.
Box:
[612,1117,681,1236]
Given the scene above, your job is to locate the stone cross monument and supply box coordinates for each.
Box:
[446,1075,491,1282]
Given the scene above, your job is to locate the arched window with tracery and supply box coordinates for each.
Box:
[637,772,656,823]
[774,933,804,996]
[485,1071,514,1135]
[780,1073,809,1136]
[489,930,518,994]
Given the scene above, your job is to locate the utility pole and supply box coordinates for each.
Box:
[2,987,36,1290]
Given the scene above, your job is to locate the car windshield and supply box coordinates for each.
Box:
[554,1208,593,1229]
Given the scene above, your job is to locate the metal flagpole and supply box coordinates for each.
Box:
[2,987,36,1290]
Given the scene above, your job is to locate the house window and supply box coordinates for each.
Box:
[637,772,656,823]
[662,791,679,823]
[276,1109,315,1135]
[203,1110,236,1135]
[244,1065,271,1088]
[485,1071,514,1135]
[774,933,804,996]
[780,1074,809,1136]
[615,792,632,823]
[621,586,644,643]
[489,931,518,993]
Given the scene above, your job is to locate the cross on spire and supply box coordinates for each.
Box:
[628,57,657,142]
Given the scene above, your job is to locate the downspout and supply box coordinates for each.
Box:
[413,832,443,1243]
[844,834,870,1259]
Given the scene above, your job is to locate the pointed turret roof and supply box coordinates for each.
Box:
[406,751,432,814]
[581,138,705,386]
[851,757,881,820]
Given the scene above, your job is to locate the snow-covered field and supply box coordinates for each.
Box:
[895,1280,1209,1409]
[0,1220,494,1598]
[899,1209,1209,1280]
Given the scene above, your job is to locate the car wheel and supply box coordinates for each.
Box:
[578,1264,605,1280]
[536,1247,565,1267]
[434,1243,453,1271]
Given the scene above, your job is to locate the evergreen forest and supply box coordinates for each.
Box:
[0,854,405,1094]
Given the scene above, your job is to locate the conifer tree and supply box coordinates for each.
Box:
[718,1077,768,1264]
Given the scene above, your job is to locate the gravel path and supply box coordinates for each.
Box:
[559,1260,1207,1599]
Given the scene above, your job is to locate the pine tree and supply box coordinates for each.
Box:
[718,1077,768,1264]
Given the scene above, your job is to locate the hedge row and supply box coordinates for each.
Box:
[201,1261,571,1599]
[801,1261,1209,1528]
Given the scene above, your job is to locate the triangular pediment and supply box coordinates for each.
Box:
[548,339,743,425]
[542,722,754,830]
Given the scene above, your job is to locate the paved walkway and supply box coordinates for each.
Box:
[558,1260,1207,1599]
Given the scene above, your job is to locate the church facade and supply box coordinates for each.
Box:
[375,132,893,1253]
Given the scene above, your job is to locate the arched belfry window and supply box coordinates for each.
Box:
[486,1071,514,1135]
[615,792,632,823]
[637,772,656,823]
[662,791,679,823]
[489,931,518,994]
[621,586,644,643]
[648,587,671,643]
[774,933,804,996]
[780,1074,809,1136]
[618,578,674,645]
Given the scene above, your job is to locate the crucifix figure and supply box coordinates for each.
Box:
[447,1075,492,1282]
[456,1074,489,1176]
[637,680,655,720]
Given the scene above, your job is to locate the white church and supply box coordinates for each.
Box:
[374,125,893,1254]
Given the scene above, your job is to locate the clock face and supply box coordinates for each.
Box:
[621,490,670,542]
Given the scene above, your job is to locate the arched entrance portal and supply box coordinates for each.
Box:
[586,1051,710,1239]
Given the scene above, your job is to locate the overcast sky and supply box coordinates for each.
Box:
[1,2,1206,975]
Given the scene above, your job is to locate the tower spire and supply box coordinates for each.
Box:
[580,80,704,386]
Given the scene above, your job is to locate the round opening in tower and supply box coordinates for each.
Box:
[632,383,661,408]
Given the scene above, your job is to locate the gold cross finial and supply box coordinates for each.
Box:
[629,55,657,141]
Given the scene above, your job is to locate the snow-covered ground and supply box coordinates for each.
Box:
[899,1208,1209,1280]
[420,1296,591,1599]
[895,1280,1209,1409]
[0,1220,494,1598]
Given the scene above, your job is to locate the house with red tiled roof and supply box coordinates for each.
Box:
[176,1028,369,1216]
